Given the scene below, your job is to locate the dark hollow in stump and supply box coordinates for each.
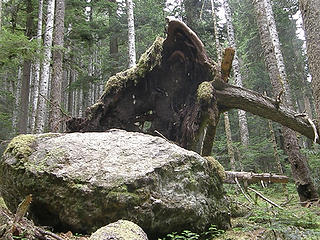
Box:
[67,17,220,156]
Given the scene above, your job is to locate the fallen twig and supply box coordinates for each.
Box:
[235,177,254,204]
[247,187,283,209]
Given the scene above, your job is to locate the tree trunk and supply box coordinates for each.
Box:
[35,0,55,133]
[224,0,249,146]
[224,112,236,171]
[253,0,318,203]
[299,0,320,130]
[18,0,34,134]
[49,0,65,132]
[126,0,136,68]
[30,0,44,133]
[210,0,236,166]
[12,68,22,132]
[0,0,2,31]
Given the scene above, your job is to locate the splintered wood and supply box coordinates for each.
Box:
[221,47,235,82]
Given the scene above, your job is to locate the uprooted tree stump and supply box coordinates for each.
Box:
[66,17,320,155]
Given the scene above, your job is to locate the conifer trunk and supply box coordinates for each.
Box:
[299,0,320,130]
[30,0,43,133]
[224,0,249,146]
[18,0,33,134]
[210,0,236,166]
[253,0,318,203]
[126,0,136,68]
[0,0,2,31]
[49,0,65,132]
[224,112,236,171]
[35,0,55,133]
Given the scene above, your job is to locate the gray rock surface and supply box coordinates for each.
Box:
[0,129,230,238]
[89,220,148,240]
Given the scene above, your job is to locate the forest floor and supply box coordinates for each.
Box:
[212,183,320,240]
[1,183,319,240]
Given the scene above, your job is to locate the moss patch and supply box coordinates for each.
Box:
[205,156,226,180]
[104,36,164,95]
[197,81,214,104]
[4,135,36,160]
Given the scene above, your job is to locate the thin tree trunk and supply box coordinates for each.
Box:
[35,0,55,133]
[30,0,44,133]
[210,0,236,167]
[253,0,318,203]
[49,0,65,132]
[0,0,2,31]
[18,0,34,134]
[224,112,236,171]
[126,0,136,67]
[224,0,249,146]
[13,67,22,132]
[299,0,320,130]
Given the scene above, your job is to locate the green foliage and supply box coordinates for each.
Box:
[0,28,39,67]
[159,224,225,240]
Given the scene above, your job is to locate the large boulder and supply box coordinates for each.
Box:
[0,129,230,238]
[89,220,148,240]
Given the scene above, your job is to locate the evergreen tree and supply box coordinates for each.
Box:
[253,0,318,203]
[35,0,55,133]
[299,0,320,130]
[49,0,65,132]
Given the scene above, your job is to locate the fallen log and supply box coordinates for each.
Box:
[224,171,289,184]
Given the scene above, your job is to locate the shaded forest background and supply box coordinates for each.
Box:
[0,0,319,193]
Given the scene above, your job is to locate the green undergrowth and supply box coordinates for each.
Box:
[216,183,320,240]
[160,183,320,240]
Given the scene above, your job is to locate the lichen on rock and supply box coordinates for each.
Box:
[89,220,148,240]
[205,156,226,180]
[4,134,36,161]
[0,130,230,237]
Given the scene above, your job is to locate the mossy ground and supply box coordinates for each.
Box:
[212,183,320,240]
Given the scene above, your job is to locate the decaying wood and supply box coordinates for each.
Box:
[221,47,235,82]
[224,171,289,184]
[67,17,219,155]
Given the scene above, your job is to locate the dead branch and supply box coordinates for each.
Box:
[235,177,254,204]
[247,187,284,209]
[221,48,235,82]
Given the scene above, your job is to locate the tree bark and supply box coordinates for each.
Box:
[224,112,236,171]
[224,0,249,146]
[253,0,318,203]
[49,0,65,132]
[30,0,44,133]
[35,0,55,133]
[0,0,2,31]
[126,0,136,68]
[299,0,320,130]
[216,84,318,143]
[18,0,34,134]
[210,0,236,166]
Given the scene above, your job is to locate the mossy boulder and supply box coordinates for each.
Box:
[0,130,230,238]
[89,220,148,240]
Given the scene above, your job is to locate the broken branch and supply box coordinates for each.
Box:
[221,48,235,82]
